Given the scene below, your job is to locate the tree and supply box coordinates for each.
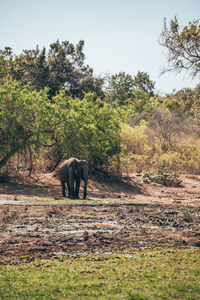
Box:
[0,76,121,170]
[0,55,9,79]
[149,109,186,152]
[106,71,155,106]
[159,16,200,78]
[107,72,135,105]
[0,40,104,98]
[133,71,155,97]
[0,78,50,169]
[48,92,121,167]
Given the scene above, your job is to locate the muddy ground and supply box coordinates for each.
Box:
[0,172,200,264]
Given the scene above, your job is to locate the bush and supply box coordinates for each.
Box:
[120,111,200,174]
[142,169,182,187]
[151,152,183,171]
[176,137,200,173]
[121,152,149,174]
[120,122,160,173]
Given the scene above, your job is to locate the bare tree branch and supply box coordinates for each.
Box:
[159,16,200,78]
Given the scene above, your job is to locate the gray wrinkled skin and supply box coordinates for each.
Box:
[57,157,88,199]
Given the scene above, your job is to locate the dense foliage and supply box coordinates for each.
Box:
[45,92,121,167]
[0,19,200,177]
[106,71,155,106]
[0,78,49,168]
[0,40,104,99]
[0,77,121,170]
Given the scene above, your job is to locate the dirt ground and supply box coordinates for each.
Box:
[0,172,200,264]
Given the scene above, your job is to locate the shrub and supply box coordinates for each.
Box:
[121,122,152,153]
[151,152,183,171]
[120,111,200,174]
[120,122,152,173]
[121,152,149,174]
[142,169,182,187]
[176,137,200,173]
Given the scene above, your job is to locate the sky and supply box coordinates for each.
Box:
[1,0,200,94]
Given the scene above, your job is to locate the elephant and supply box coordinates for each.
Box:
[57,157,88,199]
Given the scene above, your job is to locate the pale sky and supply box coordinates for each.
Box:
[1,0,199,94]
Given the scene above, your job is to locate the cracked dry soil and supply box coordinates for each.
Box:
[0,173,200,264]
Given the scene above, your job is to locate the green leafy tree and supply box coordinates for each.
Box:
[49,92,121,167]
[0,55,9,79]
[0,78,50,169]
[133,71,155,97]
[131,89,155,113]
[107,72,135,105]
[0,77,121,170]
[107,71,155,106]
[0,40,104,98]
[159,16,200,78]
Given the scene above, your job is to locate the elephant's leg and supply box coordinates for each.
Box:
[75,178,80,199]
[83,179,88,199]
[67,182,71,198]
[69,176,75,199]
[61,181,66,197]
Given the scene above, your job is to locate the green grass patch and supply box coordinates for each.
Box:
[0,249,199,299]
[30,198,138,205]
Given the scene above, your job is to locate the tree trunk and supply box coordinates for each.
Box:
[0,145,23,170]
